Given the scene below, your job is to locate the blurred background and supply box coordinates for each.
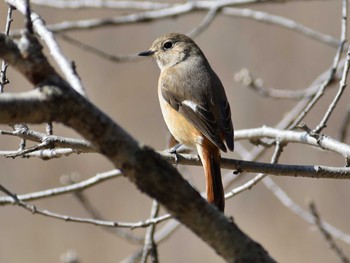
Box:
[0,1,349,262]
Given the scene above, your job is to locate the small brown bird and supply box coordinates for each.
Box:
[139,33,234,212]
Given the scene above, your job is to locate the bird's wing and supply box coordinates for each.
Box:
[161,84,227,152]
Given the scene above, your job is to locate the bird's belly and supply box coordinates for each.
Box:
[158,94,203,147]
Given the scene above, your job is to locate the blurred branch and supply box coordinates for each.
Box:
[75,194,144,244]
[187,6,218,38]
[309,201,350,263]
[222,7,339,48]
[263,176,350,245]
[31,0,171,10]
[338,107,350,142]
[58,34,140,63]
[234,68,341,100]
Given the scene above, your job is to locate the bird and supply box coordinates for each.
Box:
[138,33,234,212]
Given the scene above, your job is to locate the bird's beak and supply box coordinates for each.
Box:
[138,50,155,56]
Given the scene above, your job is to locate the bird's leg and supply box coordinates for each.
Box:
[167,143,184,154]
[167,143,185,166]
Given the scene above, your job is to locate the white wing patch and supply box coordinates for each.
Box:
[182,100,198,112]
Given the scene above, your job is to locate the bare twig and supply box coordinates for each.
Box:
[313,45,350,134]
[0,148,82,159]
[0,169,121,205]
[141,200,160,263]
[312,0,348,135]
[234,68,340,100]
[233,127,350,158]
[0,183,171,228]
[0,126,95,154]
[70,177,144,244]
[309,202,350,263]
[121,219,181,263]
[226,141,284,199]
[289,0,347,130]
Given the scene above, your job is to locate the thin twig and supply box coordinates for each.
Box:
[234,68,340,100]
[141,200,160,263]
[0,169,121,205]
[289,0,348,130]
[0,126,95,153]
[312,0,348,135]
[72,182,144,244]
[313,45,350,134]
[0,183,171,228]
[121,219,180,263]
[225,141,284,199]
[309,201,350,263]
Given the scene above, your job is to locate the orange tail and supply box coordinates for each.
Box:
[197,143,225,212]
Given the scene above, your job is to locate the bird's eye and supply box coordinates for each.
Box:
[163,41,173,50]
